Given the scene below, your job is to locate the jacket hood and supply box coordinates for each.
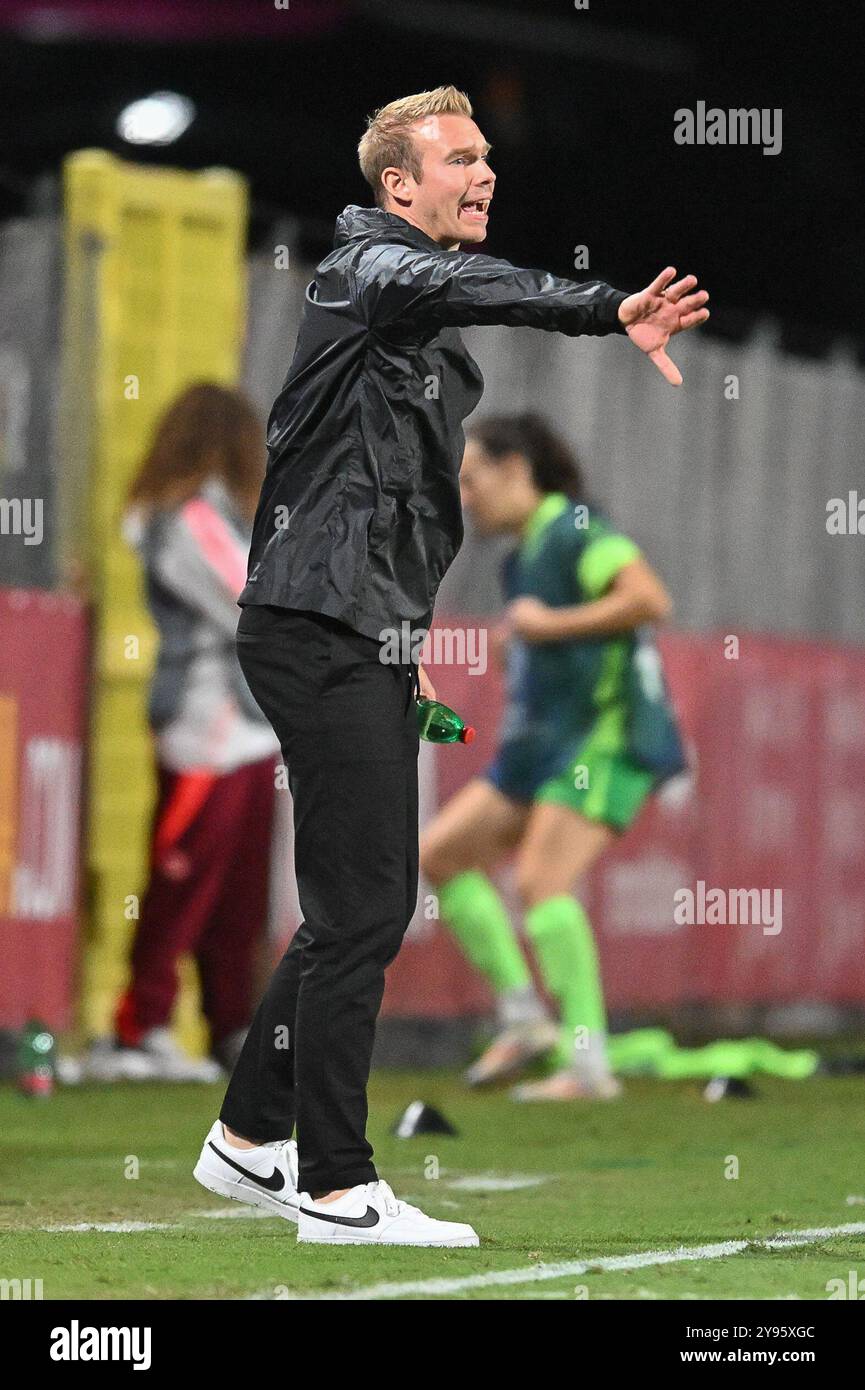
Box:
[333,204,441,251]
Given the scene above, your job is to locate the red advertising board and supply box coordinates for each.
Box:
[377,618,865,1016]
[0,589,89,1030]
[5,587,861,1031]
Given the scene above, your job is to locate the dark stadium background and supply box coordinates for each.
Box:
[0,0,861,351]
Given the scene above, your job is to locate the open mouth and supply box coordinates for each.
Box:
[458,199,490,222]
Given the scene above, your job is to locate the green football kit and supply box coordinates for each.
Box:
[439,492,687,1075]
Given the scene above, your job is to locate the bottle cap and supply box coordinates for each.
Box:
[460,726,476,744]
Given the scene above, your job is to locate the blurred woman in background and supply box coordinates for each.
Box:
[86,383,280,1082]
[421,413,686,1101]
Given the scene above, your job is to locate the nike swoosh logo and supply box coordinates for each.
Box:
[209,1141,287,1193]
[301,1204,380,1228]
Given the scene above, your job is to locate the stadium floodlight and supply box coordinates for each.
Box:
[116,92,196,146]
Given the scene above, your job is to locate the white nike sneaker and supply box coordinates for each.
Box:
[138,1027,223,1082]
[297,1179,479,1247]
[193,1120,301,1223]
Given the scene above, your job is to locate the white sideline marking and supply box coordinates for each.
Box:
[446,1175,546,1192]
[42,1221,180,1233]
[40,1209,275,1232]
[189,1207,275,1220]
[268,1222,865,1301]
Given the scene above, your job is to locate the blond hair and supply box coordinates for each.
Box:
[358,85,473,207]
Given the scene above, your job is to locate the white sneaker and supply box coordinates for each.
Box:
[297,1179,479,1247]
[138,1027,223,1082]
[511,1071,623,1102]
[193,1120,300,1223]
[466,1019,561,1087]
[83,1039,159,1082]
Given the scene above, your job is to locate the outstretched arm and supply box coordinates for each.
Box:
[357,247,709,384]
[356,242,628,339]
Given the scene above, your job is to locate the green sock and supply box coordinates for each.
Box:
[637,1038,820,1081]
[524,895,607,1069]
[747,1038,819,1080]
[438,870,531,994]
[607,1029,677,1075]
[606,1031,820,1081]
[649,1041,755,1080]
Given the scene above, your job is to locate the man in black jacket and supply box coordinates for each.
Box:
[194,85,708,1248]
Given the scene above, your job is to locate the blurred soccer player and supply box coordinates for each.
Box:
[194,85,708,1244]
[421,414,687,1100]
[87,384,280,1083]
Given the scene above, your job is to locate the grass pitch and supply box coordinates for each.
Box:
[1,1068,863,1300]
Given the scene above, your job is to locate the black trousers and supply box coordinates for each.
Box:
[219,604,420,1194]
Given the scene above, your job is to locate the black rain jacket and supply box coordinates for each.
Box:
[239,204,629,641]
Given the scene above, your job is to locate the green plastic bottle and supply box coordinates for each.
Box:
[17,1019,56,1098]
[416,697,475,744]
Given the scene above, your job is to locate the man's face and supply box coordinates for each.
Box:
[386,113,495,249]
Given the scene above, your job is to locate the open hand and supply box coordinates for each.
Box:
[617,267,710,386]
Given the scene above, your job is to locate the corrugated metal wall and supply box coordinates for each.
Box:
[242,253,865,646]
[0,217,61,590]
[2,225,862,647]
